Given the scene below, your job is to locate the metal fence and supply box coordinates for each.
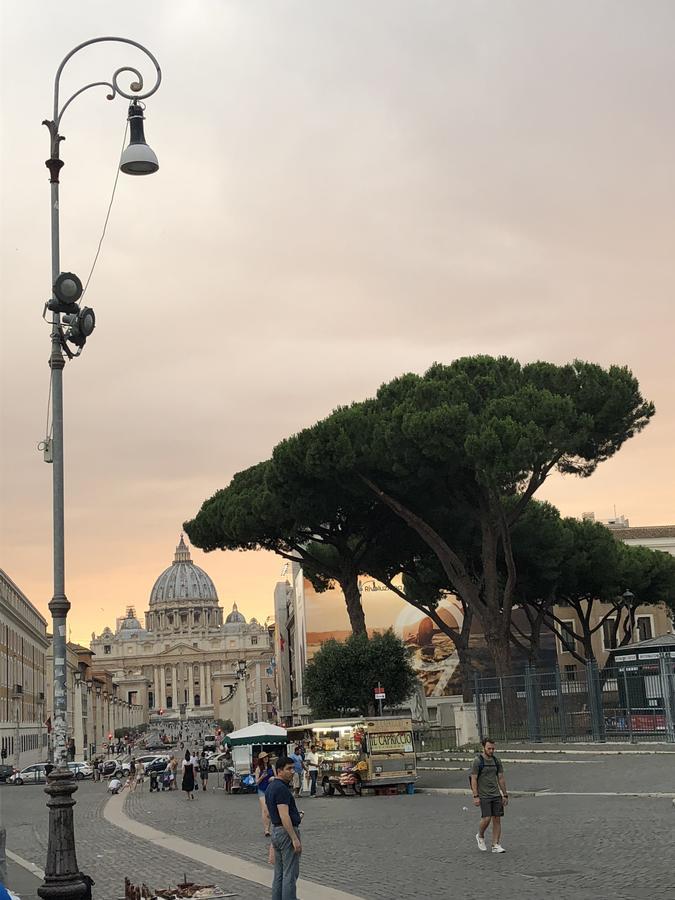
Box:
[414,726,458,752]
[474,655,675,743]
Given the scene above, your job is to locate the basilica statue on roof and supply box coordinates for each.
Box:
[90,536,276,726]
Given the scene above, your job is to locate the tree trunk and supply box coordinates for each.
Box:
[485,629,513,678]
[456,645,474,702]
[339,573,367,636]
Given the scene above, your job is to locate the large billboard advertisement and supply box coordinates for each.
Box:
[303,576,466,697]
[302,575,555,697]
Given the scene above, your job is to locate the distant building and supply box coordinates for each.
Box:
[0,569,49,769]
[90,536,277,729]
[555,517,675,681]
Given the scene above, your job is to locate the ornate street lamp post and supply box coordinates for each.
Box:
[39,37,161,899]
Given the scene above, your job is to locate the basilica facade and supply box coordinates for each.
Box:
[90,536,276,727]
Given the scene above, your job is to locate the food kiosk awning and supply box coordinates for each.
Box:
[226,722,288,747]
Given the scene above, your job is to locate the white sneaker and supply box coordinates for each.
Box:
[475,833,487,851]
[491,843,506,853]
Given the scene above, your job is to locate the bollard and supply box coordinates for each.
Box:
[0,826,7,886]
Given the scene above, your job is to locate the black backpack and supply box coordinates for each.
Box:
[468,753,500,786]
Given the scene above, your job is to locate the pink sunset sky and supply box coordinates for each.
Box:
[1,1,674,645]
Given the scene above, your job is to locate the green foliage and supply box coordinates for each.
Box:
[304,630,417,718]
[214,718,235,734]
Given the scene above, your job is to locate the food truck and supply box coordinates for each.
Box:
[287,716,417,795]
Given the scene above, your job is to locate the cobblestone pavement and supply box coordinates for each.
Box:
[125,765,673,900]
[0,781,263,900]
[2,748,674,900]
[417,747,675,794]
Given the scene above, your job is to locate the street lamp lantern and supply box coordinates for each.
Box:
[38,36,161,900]
[120,100,159,175]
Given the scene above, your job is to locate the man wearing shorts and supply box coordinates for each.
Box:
[471,737,508,853]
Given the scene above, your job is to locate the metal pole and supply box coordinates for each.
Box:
[621,667,634,744]
[659,653,675,744]
[39,124,88,900]
[554,667,567,743]
[474,672,484,743]
[37,41,160,897]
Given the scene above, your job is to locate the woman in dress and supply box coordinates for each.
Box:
[181,749,195,800]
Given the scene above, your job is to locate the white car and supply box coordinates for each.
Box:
[68,761,93,780]
[8,764,48,785]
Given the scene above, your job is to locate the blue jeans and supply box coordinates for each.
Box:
[271,825,301,900]
[309,770,318,795]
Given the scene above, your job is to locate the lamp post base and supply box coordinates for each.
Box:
[37,768,90,899]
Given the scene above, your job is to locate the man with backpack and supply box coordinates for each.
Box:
[470,737,508,853]
[198,751,210,791]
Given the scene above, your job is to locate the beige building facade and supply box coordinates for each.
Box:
[90,536,277,729]
[555,521,675,680]
[0,569,49,769]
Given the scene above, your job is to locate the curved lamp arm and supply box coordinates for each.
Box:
[52,36,161,127]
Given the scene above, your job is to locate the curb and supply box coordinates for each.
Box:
[104,792,364,900]
[418,787,675,799]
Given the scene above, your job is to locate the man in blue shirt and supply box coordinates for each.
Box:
[265,756,302,900]
[289,746,306,797]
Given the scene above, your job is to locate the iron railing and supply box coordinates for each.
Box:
[473,654,675,743]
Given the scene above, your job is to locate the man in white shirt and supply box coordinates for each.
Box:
[108,777,123,795]
[305,746,319,797]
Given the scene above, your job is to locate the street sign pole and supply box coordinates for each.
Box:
[374,682,386,716]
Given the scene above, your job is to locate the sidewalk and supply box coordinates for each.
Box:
[4,855,42,899]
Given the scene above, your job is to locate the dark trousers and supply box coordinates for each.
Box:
[271,826,300,900]
[309,770,318,796]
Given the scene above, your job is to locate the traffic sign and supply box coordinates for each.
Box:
[374,688,386,700]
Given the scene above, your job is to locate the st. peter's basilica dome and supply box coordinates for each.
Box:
[149,535,218,605]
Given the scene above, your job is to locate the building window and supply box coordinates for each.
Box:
[251,636,258,645]
[104,645,111,654]
[194,694,200,706]
[564,665,577,682]
[148,691,154,708]
[602,618,618,651]
[558,621,577,654]
[636,616,653,642]
[166,696,172,708]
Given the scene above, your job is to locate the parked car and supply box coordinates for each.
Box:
[100,758,125,778]
[144,756,169,775]
[8,764,48,785]
[0,763,15,783]
[134,755,162,768]
[203,735,217,752]
[67,761,93,780]
[208,752,232,773]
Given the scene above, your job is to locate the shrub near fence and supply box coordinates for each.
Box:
[474,657,675,744]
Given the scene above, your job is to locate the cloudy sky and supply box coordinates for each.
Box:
[1,1,674,644]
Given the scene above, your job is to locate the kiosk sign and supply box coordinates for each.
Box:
[370,730,414,753]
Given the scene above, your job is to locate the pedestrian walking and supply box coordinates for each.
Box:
[305,746,319,797]
[181,750,195,800]
[168,754,178,790]
[255,752,275,836]
[266,756,303,900]
[471,737,508,854]
[198,751,210,792]
[223,748,234,794]
[289,746,306,798]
